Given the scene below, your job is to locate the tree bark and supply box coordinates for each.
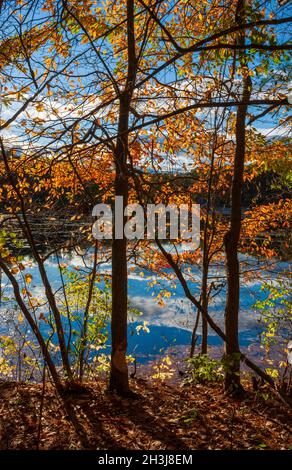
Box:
[201,270,208,354]
[109,151,130,393]
[223,0,251,395]
[109,0,136,395]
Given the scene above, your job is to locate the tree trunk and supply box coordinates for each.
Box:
[201,270,208,354]
[0,137,73,384]
[224,0,251,395]
[109,0,136,395]
[200,122,218,355]
[109,160,130,393]
[0,260,64,394]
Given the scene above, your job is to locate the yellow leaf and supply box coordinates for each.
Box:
[25,273,32,284]
[35,102,45,112]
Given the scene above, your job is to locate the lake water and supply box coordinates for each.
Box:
[1,248,290,364]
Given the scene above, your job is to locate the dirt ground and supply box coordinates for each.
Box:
[0,378,291,450]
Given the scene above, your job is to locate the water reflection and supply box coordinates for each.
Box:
[1,248,289,363]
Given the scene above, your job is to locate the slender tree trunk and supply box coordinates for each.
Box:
[200,121,218,355]
[0,138,73,383]
[224,0,251,395]
[190,308,200,357]
[201,269,208,354]
[0,260,64,394]
[79,241,98,381]
[109,0,136,395]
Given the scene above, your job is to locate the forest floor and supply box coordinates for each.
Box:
[0,377,291,450]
